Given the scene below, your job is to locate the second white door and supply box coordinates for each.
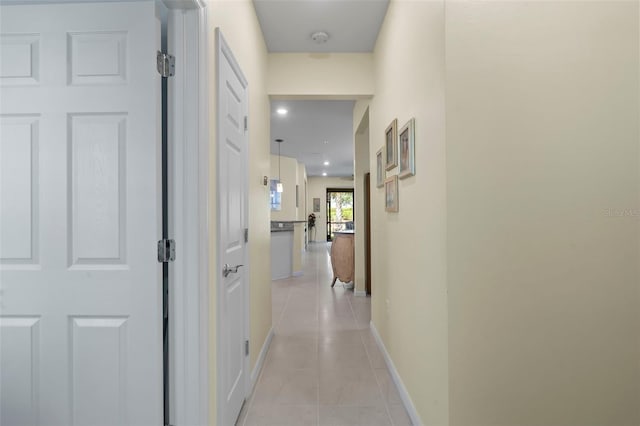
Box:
[216,30,250,426]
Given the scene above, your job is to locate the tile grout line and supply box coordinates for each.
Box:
[316,244,321,426]
[241,276,294,426]
[347,289,397,426]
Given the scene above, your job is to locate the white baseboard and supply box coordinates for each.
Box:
[354,289,367,297]
[370,321,423,426]
[250,327,273,392]
[292,271,304,277]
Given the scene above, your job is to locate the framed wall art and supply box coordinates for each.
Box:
[376,148,384,188]
[384,175,398,212]
[398,118,415,179]
[313,197,321,212]
[385,118,398,171]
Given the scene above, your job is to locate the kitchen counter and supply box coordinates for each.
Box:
[270,221,306,279]
[270,220,305,232]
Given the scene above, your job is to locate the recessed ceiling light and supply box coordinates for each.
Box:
[323,161,330,166]
[322,172,327,176]
[276,108,287,116]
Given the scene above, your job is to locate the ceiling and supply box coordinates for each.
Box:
[258,1,387,178]
[253,0,389,53]
[270,100,355,177]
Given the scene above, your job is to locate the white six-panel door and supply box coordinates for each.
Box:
[0,2,163,425]
[216,30,249,426]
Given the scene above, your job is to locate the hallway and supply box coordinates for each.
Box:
[237,243,412,426]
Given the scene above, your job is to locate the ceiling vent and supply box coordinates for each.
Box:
[311,31,329,44]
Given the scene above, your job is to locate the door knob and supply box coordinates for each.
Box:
[222,263,244,277]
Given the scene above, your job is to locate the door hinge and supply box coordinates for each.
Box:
[157,239,176,263]
[244,228,249,243]
[244,116,248,132]
[156,51,175,77]
[245,340,249,356]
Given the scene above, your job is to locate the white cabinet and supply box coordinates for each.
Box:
[271,231,293,280]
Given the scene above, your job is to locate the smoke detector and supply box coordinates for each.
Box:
[311,31,329,44]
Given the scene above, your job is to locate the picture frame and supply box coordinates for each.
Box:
[385,118,398,171]
[376,148,384,188]
[313,197,321,212]
[384,175,399,212]
[398,118,415,179]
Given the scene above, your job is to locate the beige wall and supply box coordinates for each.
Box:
[293,163,307,273]
[307,177,354,243]
[206,1,271,423]
[296,162,307,221]
[353,104,370,295]
[270,156,306,272]
[446,2,640,425]
[367,1,449,424]
[268,53,374,98]
[270,154,298,220]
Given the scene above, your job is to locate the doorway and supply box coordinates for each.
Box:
[326,188,354,241]
[365,173,372,295]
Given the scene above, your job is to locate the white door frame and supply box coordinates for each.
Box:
[215,28,251,426]
[164,1,210,426]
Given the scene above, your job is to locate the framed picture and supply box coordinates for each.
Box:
[313,197,321,212]
[376,148,384,188]
[384,175,398,212]
[385,118,398,171]
[398,118,415,179]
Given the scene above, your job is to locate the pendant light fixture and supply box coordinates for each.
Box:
[276,138,284,193]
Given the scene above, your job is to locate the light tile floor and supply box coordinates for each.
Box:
[236,243,413,426]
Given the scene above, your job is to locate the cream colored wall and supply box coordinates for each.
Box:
[270,154,298,220]
[206,1,271,423]
[446,2,640,425]
[368,1,448,424]
[270,156,306,272]
[296,162,307,221]
[292,163,307,273]
[353,105,370,295]
[307,177,354,243]
[268,53,374,98]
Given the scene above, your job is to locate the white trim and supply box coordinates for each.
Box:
[292,271,304,277]
[250,327,274,392]
[167,2,209,426]
[370,321,423,426]
[197,7,210,426]
[215,28,250,426]
[354,290,367,297]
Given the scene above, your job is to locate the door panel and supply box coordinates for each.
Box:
[0,317,40,426]
[0,115,38,264]
[69,113,127,267]
[217,31,249,426]
[0,2,162,425]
